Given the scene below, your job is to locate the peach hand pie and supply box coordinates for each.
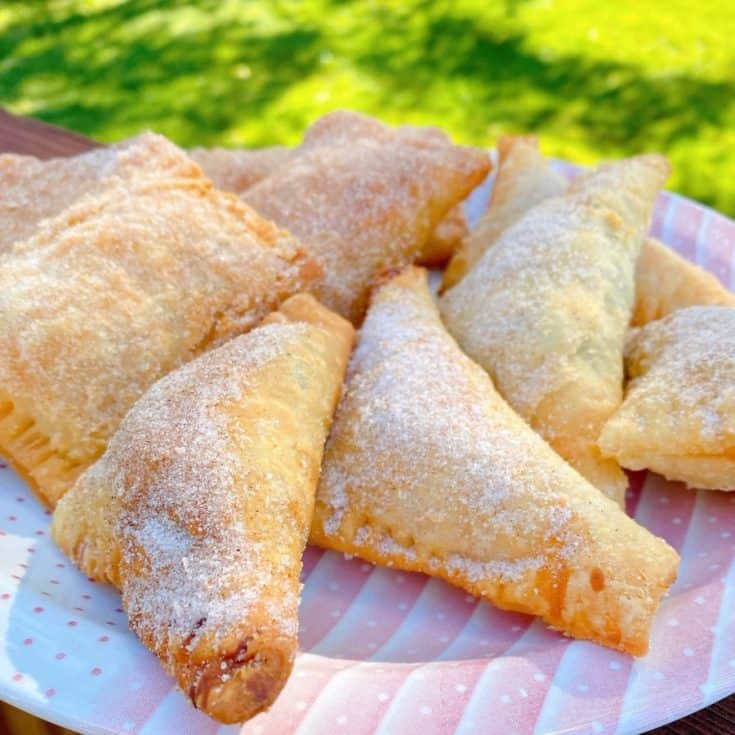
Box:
[0,177,319,508]
[599,306,735,490]
[52,294,354,724]
[443,135,567,290]
[0,132,202,253]
[311,266,678,656]
[633,237,735,326]
[440,156,670,504]
[244,110,490,322]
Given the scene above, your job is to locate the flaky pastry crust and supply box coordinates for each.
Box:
[633,237,735,326]
[0,132,202,253]
[0,176,319,507]
[53,294,354,723]
[311,267,678,656]
[442,135,566,290]
[441,155,670,503]
[599,306,735,490]
[244,110,490,323]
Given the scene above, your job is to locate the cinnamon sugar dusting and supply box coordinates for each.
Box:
[108,325,311,652]
[317,268,585,581]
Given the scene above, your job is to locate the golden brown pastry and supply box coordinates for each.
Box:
[244,110,490,322]
[440,155,670,504]
[442,135,567,290]
[0,177,319,508]
[0,132,202,253]
[599,306,735,490]
[418,204,468,266]
[633,237,735,326]
[53,294,354,724]
[311,267,679,655]
[190,145,293,194]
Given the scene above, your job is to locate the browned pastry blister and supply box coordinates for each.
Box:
[311,266,679,656]
[52,294,354,723]
[0,174,320,507]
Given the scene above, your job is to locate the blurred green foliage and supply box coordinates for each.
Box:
[2,0,735,214]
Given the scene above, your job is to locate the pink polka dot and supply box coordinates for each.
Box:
[0,462,7,468]
[23,638,32,645]
[26,547,35,553]
[91,667,102,676]
[1,593,10,601]
[115,607,124,613]
[41,591,51,597]
[43,510,51,516]
[66,620,77,627]
[12,673,22,682]
[10,574,20,581]
[99,636,109,643]
[45,688,55,698]
[16,497,24,502]
[35,529,45,536]
[49,579,59,585]
[55,652,66,660]
[105,621,116,626]
[0,530,6,536]
[82,594,92,600]
[18,563,27,569]
[33,606,44,613]
[55,563,65,568]
[7,516,16,521]
[74,607,84,612]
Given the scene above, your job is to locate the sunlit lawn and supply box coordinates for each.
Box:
[2,0,735,214]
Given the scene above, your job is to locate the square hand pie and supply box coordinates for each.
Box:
[244,110,490,322]
[0,132,202,253]
[599,306,735,490]
[0,177,319,507]
[53,294,354,724]
[311,266,678,656]
[440,155,669,503]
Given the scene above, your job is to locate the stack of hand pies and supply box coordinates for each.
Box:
[0,111,732,725]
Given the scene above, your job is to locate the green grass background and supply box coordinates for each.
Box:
[2,0,735,215]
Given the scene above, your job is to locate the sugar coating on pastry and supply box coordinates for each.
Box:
[442,135,567,290]
[312,266,678,656]
[0,177,319,507]
[441,195,639,503]
[440,154,670,502]
[0,132,202,253]
[633,237,735,326]
[190,145,292,194]
[599,306,735,489]
[245,110,490,322]
[570,153,671,233]
[53,294,354,723]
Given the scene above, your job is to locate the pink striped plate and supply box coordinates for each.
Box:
[1,166,735,735]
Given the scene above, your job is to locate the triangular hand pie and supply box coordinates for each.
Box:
[599,306,735,490]
[311,267,678,655]
[0,176,319,507]
[440,156,670,503]
[244,110,490,322]
[0,132,202,253]
[633,236,735,326]
[52,294,354,723]
[442,135,567,289]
